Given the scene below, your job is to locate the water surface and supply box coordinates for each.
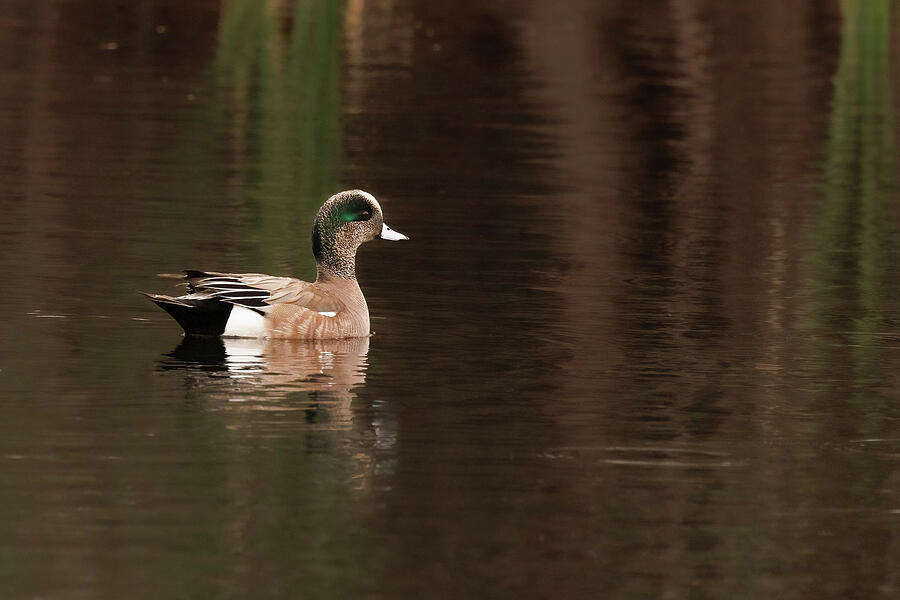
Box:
[2,1,900,598]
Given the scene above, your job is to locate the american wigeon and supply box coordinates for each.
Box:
[144,190,408,339]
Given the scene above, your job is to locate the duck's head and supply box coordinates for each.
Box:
[312,190,408,279]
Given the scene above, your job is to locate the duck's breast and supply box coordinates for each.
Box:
[265,303,369,340]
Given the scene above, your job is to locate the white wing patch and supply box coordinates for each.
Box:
[318,311,337,318]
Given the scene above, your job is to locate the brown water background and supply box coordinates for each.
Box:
[2,1,900,598]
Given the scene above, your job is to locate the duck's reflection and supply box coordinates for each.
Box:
[159,335,382,499]
[159,335,370,426]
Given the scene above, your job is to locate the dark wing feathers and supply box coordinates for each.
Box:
[179,271,272,309]
[151,270,343,314]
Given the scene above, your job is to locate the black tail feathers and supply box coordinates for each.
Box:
[142,294,233,336]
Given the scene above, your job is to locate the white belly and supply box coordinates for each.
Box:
[223,305,266,338]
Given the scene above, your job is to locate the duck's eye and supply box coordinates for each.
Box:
[357,210,371,221]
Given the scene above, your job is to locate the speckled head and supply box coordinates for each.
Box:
[312,190,408,279]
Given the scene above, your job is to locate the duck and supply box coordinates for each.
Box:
[143,190,408,340]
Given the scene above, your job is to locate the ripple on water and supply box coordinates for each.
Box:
[544,446,745,469]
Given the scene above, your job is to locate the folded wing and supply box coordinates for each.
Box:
[182,270,343,314]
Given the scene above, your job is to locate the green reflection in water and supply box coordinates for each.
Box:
[809,0,894,386]
[215,0,344,274]
[212,7,364,593]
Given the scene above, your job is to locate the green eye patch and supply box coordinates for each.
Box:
[339,197,373,222]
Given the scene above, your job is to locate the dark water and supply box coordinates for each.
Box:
[2,0,900,598]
